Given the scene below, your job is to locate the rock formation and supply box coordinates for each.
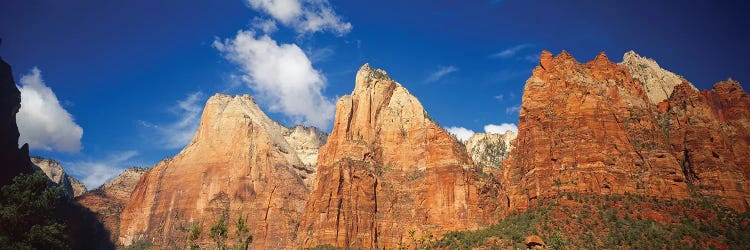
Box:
[76,167,148,243]
[0,57,32,186]
[31,156,87,197]
[660,80,750,211]
[620,50,694,104]
[297,64,505,249]
[118,94,326,249]
[503,50,750,212]
[466,131,517,171]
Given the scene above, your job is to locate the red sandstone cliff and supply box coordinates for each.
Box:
[297,64,505,249]
[503,50,750,212]
[117,94,326,249]
[76,167,148,243]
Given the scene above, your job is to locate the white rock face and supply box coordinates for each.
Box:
[283,125,328,167]
[31,156,87,197]
[466,131,517,169]
[620,50,697,104]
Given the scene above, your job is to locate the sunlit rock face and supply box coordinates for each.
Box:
[502,50,750,212]
[118,94,326,249]
[297,64,506,249]
[31,156,87,197]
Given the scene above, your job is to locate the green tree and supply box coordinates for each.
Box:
[0,172,68,249]
[188,222,202,250]
[234,214,252,250]
[210,215,228,250]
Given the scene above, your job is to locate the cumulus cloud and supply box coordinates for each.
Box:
[445,126,475,141]
[214,30,335,129]
[65,150,139,189]
[247,0,352,35]
[251,17,278,34]
[425,66,458,83]
[484,123,518,134]
[446,123,518,142]
[17,67,83,152]
[139,91,205,149]
[491,44,533,58]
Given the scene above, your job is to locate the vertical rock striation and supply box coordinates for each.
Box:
[118,94,326,249]
[503,50,750,212]
[297,64,505,249]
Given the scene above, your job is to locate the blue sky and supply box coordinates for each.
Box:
[1,0,748,188]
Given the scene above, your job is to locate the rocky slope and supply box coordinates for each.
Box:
[118,94,326,249]
[31,156,87,197]
[0,57,32,186]
[76,167,148,243]
[297,64,505,249]
[502,50,750,212]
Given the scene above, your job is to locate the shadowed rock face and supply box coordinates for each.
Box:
[297,64,505,249]
[503,50,750,212]
[76,167,147,243]
[31,156,87,197]
[661,80,750,211]
[0,58,32,186]
[118,94,326,249]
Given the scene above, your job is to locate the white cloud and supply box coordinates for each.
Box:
[251,17,278,34]
[425,66,458,83]
[17,67,83,153]
[140,92,205,149]
[494,94,504,101]
[65,150,139,189]
[446,123,518,142]
[484,123,518,134]
[214,30,335,129]
[445,126,475,142]
[247,0,352,35]
[506,104,521,114]
[491,44,533,58]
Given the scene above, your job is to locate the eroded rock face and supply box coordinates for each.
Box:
[31,156,87,197]
[503,51,691,212]
[661,80,750,211]
[0,58,32,186]
[118,94,326,249]
[504,50,750,212]
[76,167,148,242]
[297,64,505,249]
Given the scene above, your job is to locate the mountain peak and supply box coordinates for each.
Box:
[619,50,695,104]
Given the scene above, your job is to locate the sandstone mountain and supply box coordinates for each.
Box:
[118,94,327,249]
[466,131,517,171]
[297,64,505,249]
[660,79,750,211]
[31,156,87,197]
[502,50,750,212]
[76,167,148,243]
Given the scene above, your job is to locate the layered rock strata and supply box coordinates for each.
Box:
[297,64,505,249]
[503,50,750,212]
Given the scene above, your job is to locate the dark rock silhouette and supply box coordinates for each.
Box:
[0,57,32,186]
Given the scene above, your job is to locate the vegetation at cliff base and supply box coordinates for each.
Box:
[431,193,750,249]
